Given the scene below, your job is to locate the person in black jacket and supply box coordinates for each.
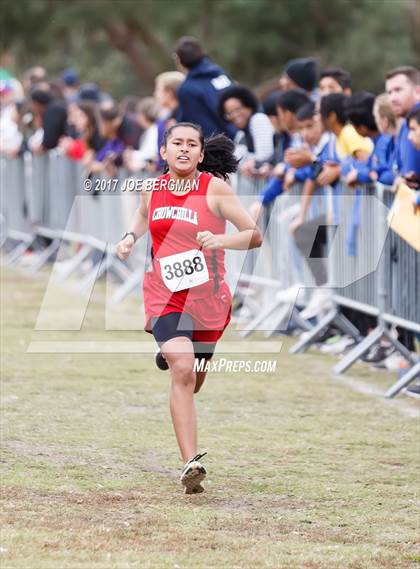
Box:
[173,36,236,138]
[30,88,67,153]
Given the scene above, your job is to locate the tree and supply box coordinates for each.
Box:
[1,0,418,97]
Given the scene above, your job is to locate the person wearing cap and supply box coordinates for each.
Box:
[279,57,319,102]
[61,68,79,103]
[77,83,102,104]
[276,57,321,170]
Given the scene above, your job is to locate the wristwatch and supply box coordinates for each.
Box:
[121,231,138,243]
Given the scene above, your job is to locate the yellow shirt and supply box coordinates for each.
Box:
[336,124,374,159]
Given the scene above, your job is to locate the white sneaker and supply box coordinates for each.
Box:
[275,283,305,303]
[373,353,410,371]
[300,289,333,321]
[404,384,420,399]
[320,335,355,355]
[20,251,37,266]
[180,452,207,494]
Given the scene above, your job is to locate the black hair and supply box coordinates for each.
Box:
[407,106,420,124]
[30,88,53,105]
[262,91,282,117]
[120,95,140,115]
[320,93,347,125]
[218,85,259,119]
[77,101,101,150]
[344,92,377,131]
[276,89,311,114]
[320,68,352,90]
[99,103,120,122]
[296,101,316,121]
[174,37,204,69]
[162,122,239,180]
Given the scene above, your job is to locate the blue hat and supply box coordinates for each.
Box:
[77,82,101,103]
[62,68,79,86]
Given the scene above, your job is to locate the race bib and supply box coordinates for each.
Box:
[159,249,209,292]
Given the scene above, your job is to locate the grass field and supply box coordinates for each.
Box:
[1,266,419,569]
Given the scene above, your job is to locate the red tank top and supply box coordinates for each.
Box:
[147,171,226,299]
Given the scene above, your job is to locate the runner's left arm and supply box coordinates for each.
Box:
[198,178,262,250]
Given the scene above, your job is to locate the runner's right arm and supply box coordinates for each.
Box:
[128,190,150,238]
[116,190,150,260]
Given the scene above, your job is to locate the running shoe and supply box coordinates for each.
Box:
[361,344,393,363]
[180,451,207,494]
[299,289,333,321]
[319,335,355,355]
[372,353,410,371]
[155,350,169,371]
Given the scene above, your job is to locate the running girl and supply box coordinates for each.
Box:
[117,123,262,494]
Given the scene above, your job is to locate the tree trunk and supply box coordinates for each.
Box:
[105,21,157,90]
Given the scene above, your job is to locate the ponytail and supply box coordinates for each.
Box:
[199,133,239,180]
[162,122,239,180]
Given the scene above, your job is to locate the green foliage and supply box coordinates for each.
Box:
[1,0,418,97]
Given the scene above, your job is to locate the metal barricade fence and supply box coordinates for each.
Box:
[48,151,82,232]
[1,151,143,288]
[231,175,326,336]
[1,155,418,395]
[329,185,419,329]
[228,176,419,395]
[223,173,269,321]
[1,154,34,261]
[27,154,50,227]
[331,184,380,311]
[384,188,420,328]
[1,154,29,233]
[326,184,418,375]
[284,181,419,396]
[231,174,321,290]
[225,173,264,290]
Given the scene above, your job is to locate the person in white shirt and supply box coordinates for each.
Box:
[218,85,274,176]
[124,97,160,172]
[0,80,24,157]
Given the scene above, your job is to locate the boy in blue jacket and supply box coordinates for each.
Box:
[248,90,311,220]
[250,101,338,217]
[284,102,338,190]
[407,107,420,195]
[343,92,395,187]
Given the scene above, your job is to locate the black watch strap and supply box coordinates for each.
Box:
[122,231,138,243]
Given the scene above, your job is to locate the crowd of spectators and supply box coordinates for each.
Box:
[1,40,418,195]
[1,38,419,384]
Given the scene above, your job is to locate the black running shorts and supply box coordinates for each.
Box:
[150,312,216,361]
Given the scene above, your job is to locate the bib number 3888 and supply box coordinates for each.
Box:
[159,249,209,292]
